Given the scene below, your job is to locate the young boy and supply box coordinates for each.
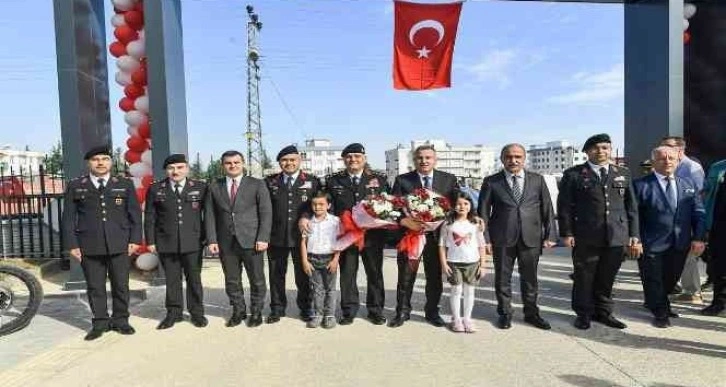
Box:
[300,191,341,329]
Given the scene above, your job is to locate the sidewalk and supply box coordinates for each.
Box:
[1,248,724,387]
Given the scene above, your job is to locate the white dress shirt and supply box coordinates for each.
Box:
[306,213,341,254]
[283,171,300,186]
[417,172,434,189]
[653,171,677,204]
[90,173,111,189]
[170,178,186,192]
[226,175,242,197]
[503,170,525,190]
[587,161,610,175]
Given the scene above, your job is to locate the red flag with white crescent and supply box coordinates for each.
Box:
[393,0,463,90]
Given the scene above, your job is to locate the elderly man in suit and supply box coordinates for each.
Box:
[389,144,459,328]
[61,146,142,340]
[478,143,556,330]
[558,133,641,330]
[205,150,272,328]
[633,146,706,328]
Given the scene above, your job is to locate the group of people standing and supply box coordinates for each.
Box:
[62,133,725,341]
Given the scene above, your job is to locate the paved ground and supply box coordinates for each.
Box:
[1,248,724,387]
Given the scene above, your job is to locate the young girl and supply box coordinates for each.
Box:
[439,192,488,333]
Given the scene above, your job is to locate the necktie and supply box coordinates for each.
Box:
[230,179,238,202]
[286,175,293,189]
[511,175,522,203]
[665,176,676,209]
[599,167,608,185]
[174,183,181,197]
[97,178,105,192]
[351,176,359,186]
[423,176,432,190]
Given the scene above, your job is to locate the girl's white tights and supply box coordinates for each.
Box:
[450,283,475,320]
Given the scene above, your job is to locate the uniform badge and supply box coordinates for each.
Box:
[192,201,199,210]
[301,195,308,202]
[618,189,625,196]
[115,197,124,205]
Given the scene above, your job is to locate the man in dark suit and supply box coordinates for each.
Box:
[702,161,726,317]
[478,144,555,330]
[558,133,641,330]
[145,154,208,330]
[389,144,459,328]
[205,150,272,328]
[633,146,706,328]
[264,145,321,324]
[320,143,389,326]
[61,146,142,341]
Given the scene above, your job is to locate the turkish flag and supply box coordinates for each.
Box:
[393,1,463,90]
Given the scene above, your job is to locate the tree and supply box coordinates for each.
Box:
[45,141,63,176]
[205,156,224,180]
[189,153,204,180]
[112,147,125,175]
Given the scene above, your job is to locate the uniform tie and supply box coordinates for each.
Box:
[174,182,181,197]
[351,176,359,186]
[97,178,105,192]
[286,175,294,189]
[599,167,608,185]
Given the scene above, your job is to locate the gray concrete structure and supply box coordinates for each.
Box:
[53,0,112,290]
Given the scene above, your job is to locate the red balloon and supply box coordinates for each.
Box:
[133,1,144,12]
[114,25,138,44]
[124,150,142,164]
[126,136,148,152]
[142,175,154,187]
[124,10,144,30]
[684,31,691,44]
[137,122,151,139]
[119,97,136,112]
[109,41,127,58]
[124,84,145,99]
[131,67,147,86]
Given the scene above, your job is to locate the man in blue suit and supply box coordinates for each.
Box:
[633,146,706,328]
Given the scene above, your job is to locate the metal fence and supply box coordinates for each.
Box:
[0,165,65,259]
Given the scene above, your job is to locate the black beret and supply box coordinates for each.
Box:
[582,133,611,151]
[163,153,187,168]
[84,145,112,160]
[341,143,365,157]
[276,145,299,161]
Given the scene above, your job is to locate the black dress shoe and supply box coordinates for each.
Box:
[368,314,387,325]
[157,315,183,330]
[669,284,683,295]
[653,317,670,328]
[339,316,355,325]
[593,314,627,329]
[84,327,109,341]
[667,311,680,318]
[266,315,282,324]
[226,311,246,327]
[425,315,446,327]
[573,315,591,330]
[300,312,313,322]
[497,315,512,329]
[702,304,725,316]
[524,315,551,330]
[111,324,136,335]
[387,314,410,328]
[191,315,208,328]
[246,313,263,327]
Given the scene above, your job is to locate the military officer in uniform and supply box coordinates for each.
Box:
[557,133,641,330]
[61,146,142,341]
[264,145,321,324]
[305,143,389,326]
[145,154,208,330]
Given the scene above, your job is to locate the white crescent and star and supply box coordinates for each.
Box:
[408,19,445,59]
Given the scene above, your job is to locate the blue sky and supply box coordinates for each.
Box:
[1,0,624,168]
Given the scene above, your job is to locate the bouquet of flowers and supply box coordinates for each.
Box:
[397,188,451,261]
[335,193,403,251]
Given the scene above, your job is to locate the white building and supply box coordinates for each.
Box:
[0,146,45,173]
[526,140,587,175]
[298,139,345,177]
[385,139,497,185]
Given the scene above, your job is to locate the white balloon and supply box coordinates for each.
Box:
[124,110,147,127]
[111,14,127,27]
[683,19,689,31]
[135,253,159,271]
[112,0,135,12]
[134,95,149,113]
[116,55,140,73]
[141,149,153,166]
[684,3,697,19]
[129,162,152,178]
[126,40,146,60]
[131,177,143,188]
[115,71,132,86]
[126,126,139,137]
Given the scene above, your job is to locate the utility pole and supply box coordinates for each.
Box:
[245,5,263,177]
